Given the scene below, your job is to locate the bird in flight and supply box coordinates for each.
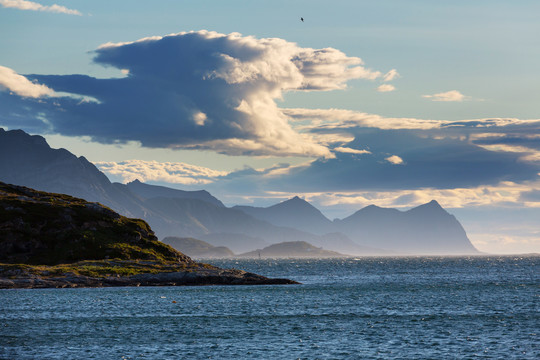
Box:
[301,17,304,22]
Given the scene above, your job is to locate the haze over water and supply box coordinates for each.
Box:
[2,256,538,359]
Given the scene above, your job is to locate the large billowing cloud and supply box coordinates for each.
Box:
[0,31,387,157]
[190,108,539,194]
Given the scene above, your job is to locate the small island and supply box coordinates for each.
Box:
[238,241,348,259]
[0,182,298,288]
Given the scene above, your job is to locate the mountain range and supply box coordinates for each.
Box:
[0,128,479,255]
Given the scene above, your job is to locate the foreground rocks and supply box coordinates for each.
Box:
[0,268,298,289]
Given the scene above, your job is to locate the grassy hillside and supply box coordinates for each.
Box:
[0,181,193,266]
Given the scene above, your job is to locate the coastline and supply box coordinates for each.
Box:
[0,267,299,289]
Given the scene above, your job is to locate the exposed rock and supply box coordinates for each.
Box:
[0,268,297,289]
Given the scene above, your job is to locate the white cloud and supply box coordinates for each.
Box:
[334,147,371,155]
[284,108,444,130]
[382,69,400,82]
[0,0,81,15]
[192,111,207,126]
[385,155,404,165]
[303,180,540,210]
[475,143,540,162]
[0,65,56,98]
[422,90,468,102]
[95,159,229,185]
[2,31,391,157]
[377,84,396,92]
[284,107,540,132]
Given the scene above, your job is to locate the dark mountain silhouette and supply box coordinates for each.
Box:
[0,129,159,219]
[0,128,479,256]
[126,179,224,207]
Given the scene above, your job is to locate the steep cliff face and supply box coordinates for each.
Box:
[0,181,193,265]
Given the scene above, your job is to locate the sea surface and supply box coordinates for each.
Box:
[1,256,538,359]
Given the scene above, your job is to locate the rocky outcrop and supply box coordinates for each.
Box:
[0,182,298,288]
[0,267,297,289]
[0,181,191,265]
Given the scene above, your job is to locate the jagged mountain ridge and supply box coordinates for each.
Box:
[335,200,477,254]
[237,198,478,255]
[0,129,370,254]
[0,128,479,255]
[233,196,335,235]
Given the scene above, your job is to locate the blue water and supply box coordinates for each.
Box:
[1,256,538,359]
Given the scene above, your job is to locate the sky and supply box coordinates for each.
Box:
[1,0,539,254]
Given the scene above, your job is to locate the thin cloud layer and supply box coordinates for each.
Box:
[271,180,540,210]
[0,0,81,15]
[0,31,387,157]
[382,69,400,82]
[267,109,540,192]
[95,159,228,185]
[334,147,371,155]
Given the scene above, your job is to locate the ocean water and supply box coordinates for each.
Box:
[1,256,538,359]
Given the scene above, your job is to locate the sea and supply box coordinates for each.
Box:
[1,256,538,359]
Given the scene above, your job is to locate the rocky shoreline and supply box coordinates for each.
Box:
[0,268,299,289]
[0,182,299,289]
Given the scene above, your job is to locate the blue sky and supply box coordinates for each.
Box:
[1,0,539,253]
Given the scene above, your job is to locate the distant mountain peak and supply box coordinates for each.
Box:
[282,195,308,205]
[407,199,446,214]
[272,196,321,213]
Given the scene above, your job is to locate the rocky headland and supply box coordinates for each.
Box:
[0,182,298,288]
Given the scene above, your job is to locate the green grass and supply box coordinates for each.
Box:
[0,259,217,279]
[0,182,192,266]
